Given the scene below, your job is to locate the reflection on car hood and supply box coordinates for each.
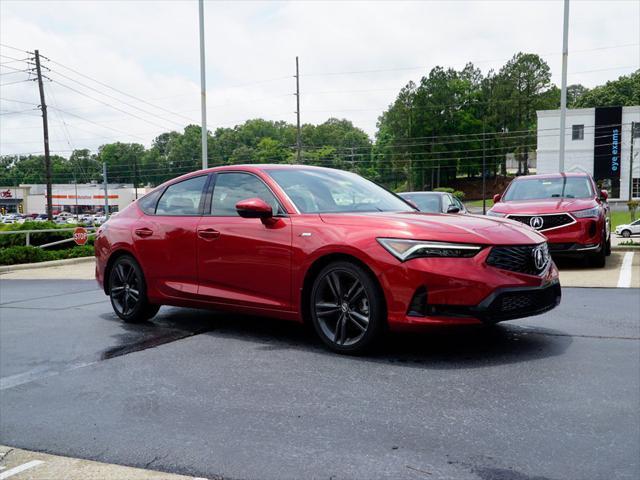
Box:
[491,198,597,214]
[319,211,546,245]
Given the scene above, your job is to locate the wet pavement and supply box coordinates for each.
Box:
[0,279,639,480]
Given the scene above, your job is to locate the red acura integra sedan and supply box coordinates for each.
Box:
[487,172,611,267]
[95,165,560,354]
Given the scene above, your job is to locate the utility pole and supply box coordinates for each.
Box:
[34,49,53,221]
[198,0,208,169]
[133,156,138,199]
[630,122,636,200]
[295,56,302,163]
[74,173,79,223]
[482,120,487,215]
[103,162,109,220]
[558,0,570,172]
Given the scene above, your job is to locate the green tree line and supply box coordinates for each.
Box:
[1,53,637,191]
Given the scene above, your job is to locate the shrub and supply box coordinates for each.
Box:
[0,245,94,266]
[433,187,465,200]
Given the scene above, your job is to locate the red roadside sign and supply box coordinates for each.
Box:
[73,226,88,246]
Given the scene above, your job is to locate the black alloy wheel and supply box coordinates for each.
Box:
[310,261,385,354]
[109,255,160,323]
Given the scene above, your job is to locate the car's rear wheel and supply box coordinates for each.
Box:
[622,229,631,238]
[109,255,159,323]
[310,261,385,354]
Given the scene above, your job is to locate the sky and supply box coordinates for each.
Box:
[1,0,639,157]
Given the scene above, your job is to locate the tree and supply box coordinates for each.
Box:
[574,70,640,108]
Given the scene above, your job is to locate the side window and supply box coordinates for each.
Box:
[138,188,163,215]
[441,194,453,212]
[211,172,282,216]
[452,196,464,211]
[156,175,207,216]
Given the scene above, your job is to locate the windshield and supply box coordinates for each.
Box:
[266,168,414,213]
[503,176,594,201]
[400,193,441,213]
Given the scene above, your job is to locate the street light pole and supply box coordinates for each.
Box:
[198,0,208,170]
[558,0,570,173]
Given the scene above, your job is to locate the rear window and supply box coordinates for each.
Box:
[138,189,163,215]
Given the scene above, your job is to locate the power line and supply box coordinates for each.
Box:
[0,43,33,55]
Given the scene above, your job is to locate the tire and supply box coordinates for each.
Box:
[622,230,631,238]
[605,232,611,256]
[108,255,160,323]
[588,243,606,268]
[309,261,385,354]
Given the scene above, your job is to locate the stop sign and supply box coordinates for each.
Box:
[73,226,88,246]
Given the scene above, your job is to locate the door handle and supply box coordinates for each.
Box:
[134,228,153,237]
[197,228,220,240]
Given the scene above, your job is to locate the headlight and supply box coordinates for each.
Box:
[572,206,600,219]
[377,238,483,261]
[486,210,505,217]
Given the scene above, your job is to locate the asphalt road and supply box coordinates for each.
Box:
[0,280,639,480]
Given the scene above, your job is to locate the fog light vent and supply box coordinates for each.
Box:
[408,286,428,317]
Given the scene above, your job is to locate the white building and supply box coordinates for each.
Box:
[0,183,147,215]
[537,106,640,201]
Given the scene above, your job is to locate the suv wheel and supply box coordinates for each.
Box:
[309,261,385,354]
[109,255,160,323]
[622,230,631,238]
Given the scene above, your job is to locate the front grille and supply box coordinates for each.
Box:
[486,243,550,276]
[485,283,561,321]
[507,213,574,231]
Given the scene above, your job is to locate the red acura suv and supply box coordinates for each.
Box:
[487,172,611,267]
[95,165,560,354]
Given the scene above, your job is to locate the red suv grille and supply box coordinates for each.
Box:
[507,213,574,231]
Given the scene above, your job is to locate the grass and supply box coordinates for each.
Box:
[465,199,494,208]
[610,210,635,229]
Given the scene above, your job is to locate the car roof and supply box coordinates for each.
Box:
[399,191,447,196]
[512,172,591,180]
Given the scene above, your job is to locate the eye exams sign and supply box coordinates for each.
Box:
[593,106,622,198]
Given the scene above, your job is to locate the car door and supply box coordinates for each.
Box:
[196,171,292,310]
[632,220,640,234]
[133,174,210,299]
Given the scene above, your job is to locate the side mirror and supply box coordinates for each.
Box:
[446,205,461,214]
[236,198,273,221]
[600,190,608,201]
[493,193,502,203]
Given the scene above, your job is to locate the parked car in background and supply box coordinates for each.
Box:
[615,219,640,238]
[96,165,560,355]
[487,172,610,267]
[398,191,467,214]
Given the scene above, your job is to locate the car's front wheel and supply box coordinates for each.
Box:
[622,229,631,238]
[309,261,385,354]
[108,255,160,323]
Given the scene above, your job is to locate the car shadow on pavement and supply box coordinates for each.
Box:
[107,306,572,370]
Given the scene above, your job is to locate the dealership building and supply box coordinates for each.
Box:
[536,106,640,201]
[0,183,146,215]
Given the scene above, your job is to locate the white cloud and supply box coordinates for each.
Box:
[1,0,638,157]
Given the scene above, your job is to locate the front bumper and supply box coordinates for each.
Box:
[379,248,561,330]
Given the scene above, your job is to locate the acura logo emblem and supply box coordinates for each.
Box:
[530,216,544,230]
[532,244,549,271]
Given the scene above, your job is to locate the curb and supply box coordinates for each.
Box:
[0,256,95,274]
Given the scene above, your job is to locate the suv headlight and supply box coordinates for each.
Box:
[377,238,483,261]
[486,210,505,217]
[572,206,600,219]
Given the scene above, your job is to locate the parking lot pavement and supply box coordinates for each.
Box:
[0,446,207,480]
[0,279,638,480]
[556,250,639,288]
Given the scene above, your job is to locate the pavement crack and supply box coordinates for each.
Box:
[0,448,14,464]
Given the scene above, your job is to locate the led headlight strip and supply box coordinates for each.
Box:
[377,238,483,262]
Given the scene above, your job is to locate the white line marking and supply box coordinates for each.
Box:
[617,252,634,288]
[0,460,44,479]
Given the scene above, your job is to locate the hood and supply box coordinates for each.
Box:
[491,198,597,215]
[319,212,545,245]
